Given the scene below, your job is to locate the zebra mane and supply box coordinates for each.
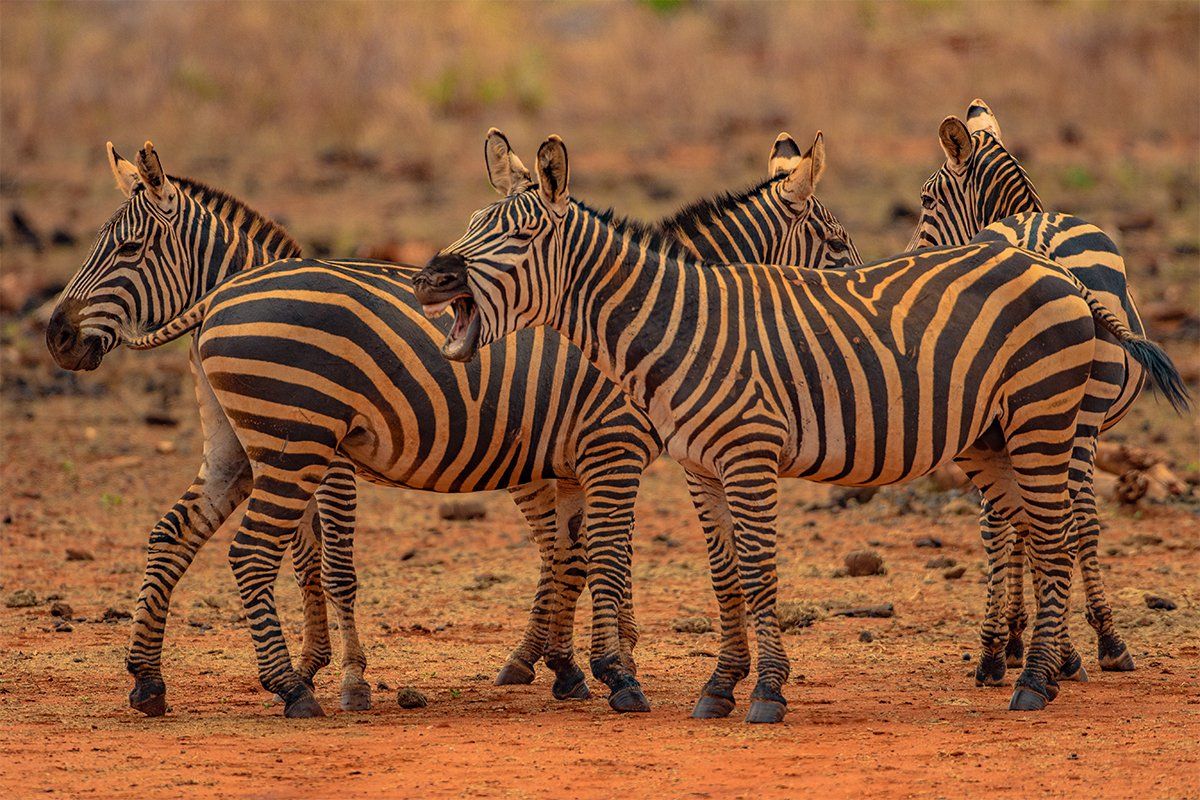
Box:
[657,175,781,237]
[572,199,689,258]
[171,175,303,257]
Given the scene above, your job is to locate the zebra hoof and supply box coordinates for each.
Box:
[1008,687,1048,711]
[691,694,735,719]
[340,681,372,712]
[129,677,168,717]
[284,688,326,718]
[974,654,1007,687]
[1098,640,1136,672]
[552,675,591,701]
[1059,653,1088,683]
[608,685,650,713]
[745,699,787,724]
[1005,637,1025,669]
[495,659,536,686]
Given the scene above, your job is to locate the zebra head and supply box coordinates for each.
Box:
[416,129,568,362]
[907,99,1042,252]
[48,141,189,370]
[762,131,859,268]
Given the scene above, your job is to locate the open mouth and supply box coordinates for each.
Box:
[422,291,481,362]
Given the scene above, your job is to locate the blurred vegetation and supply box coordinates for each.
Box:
[0,2,1197,459]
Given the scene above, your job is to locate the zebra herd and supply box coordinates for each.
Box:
[47,100,1188,723]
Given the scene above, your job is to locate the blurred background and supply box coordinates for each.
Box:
[2,0,1198,490]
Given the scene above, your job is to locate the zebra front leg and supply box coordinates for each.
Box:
[543,480,591,701]
[976,501,1017,686]
[315,458,371,710]
[127,346,250,716]
[497,481,559,685]
[722,461,789,724]
[580,467,647,713]
[291,501,332,689]
[684,470,750,720]
[229,460,330,718]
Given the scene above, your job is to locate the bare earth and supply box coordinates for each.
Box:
[1,392,1198,800]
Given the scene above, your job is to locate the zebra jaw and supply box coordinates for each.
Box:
[423,293,481,362]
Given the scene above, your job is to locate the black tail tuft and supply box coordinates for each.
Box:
[1121,337,1192,414]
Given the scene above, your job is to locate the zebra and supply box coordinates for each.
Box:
[415,132,1188,722]
[50,135,862,719]
[910,99,1157,679]
[48,141,655,717]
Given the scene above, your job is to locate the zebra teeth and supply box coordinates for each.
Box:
[421,300,454,319]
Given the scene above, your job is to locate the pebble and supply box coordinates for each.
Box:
[672,616,712,634]
[925,556,957,569]
[102,607,132,622]
[155,440,176,455]
[65,548,94,562]
[844,549,885,577]
[943,566,967,580]
[5,589,37,608]
[859,630,875,643]
[396,687,428,709]
[438,500,487,521]
[914,536,943,548]
[1144,594,1177,611]
[50,601,73,618]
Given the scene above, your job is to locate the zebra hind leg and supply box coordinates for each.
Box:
[975,500,1017,686]
[315,457,372,710]
[1076,478,1135,672]
[228,461,331,718]
[291,501,332,690]
[1004,536,1028,668]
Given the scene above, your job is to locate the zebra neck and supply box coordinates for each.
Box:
[555,205,699,413]
[178,188,302,296]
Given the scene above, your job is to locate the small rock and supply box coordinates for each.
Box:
[672,616,712,634]
[925,556,957,569]
[962,653,972,661]
[858,630,875,643]
[438,500,487,521]
[399,549,417,561]
[50,601,73,618]
[943,566,967,580]
[102,607,132,622]
[686,649,716,658]
[844,549,885,577]
[1144,594,1177,611]
[396,687,428,709]
[914,536,943,549]
[778,600,823,632]
[155,440,176,455]
[377,681,392,691]
[464,573,510,592]
[54,621,74,633]
[65,548,94,562]
[5,589,37,608]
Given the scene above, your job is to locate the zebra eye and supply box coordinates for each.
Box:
[921,194,936,209]
[827,239,847,253]
[116,241,141,257]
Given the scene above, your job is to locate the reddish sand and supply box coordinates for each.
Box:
[2,394,1198,799]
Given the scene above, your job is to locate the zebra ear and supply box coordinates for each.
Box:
[966,98,1002,142]
[485,128,533,196]
[780,131,825,207]
[536,135,569,214]
[938,116,973,171]
[107,142,141,199]
[768,133,804,178]
[135,140,179,212]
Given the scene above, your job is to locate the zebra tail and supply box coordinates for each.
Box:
[125,298,211,350]
[1062,272,1192,413]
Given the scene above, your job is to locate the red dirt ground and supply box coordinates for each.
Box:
[2,393,1198,799]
